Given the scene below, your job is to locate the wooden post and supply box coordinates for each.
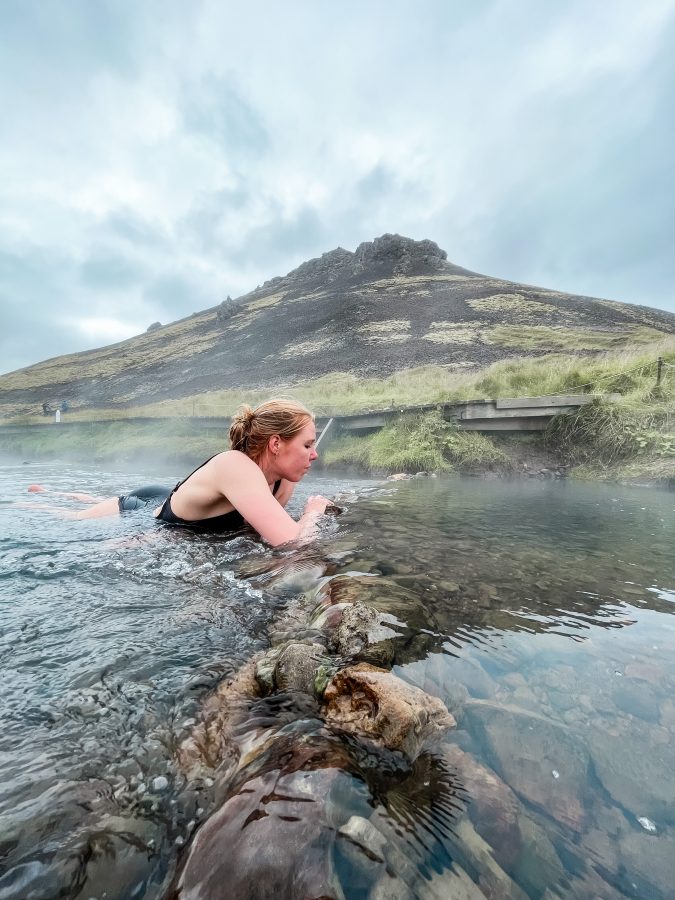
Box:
[657,356,663,386]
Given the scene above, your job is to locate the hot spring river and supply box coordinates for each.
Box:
[1,463,674,899]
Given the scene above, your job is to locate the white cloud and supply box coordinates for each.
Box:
[70,316,142,344]
[1,0,674,374]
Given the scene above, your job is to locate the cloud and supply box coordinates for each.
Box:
[1,0,675,374]
[80,249,146,290]
[182,74,270,158]
[68,316,140,344]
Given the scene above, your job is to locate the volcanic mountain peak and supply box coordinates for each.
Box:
[262,234,469,292]
[353,233,447,270]
[2,234,674,418]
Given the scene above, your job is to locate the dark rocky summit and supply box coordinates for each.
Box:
[2,233,674,416]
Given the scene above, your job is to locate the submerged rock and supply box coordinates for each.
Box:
[317,573,438,642]
[255,641,334,698]
[338,815,388,863]
[177,660,260,777]
[462,701,589,831]
[323,663,455,759]
[419,864,491,900]
[618,829,675,898]
[511,814,565,898]
[448,657,497,700]
[587,717,675,824]
[328,601,398,667]
[173,766,346,900]
[611,677,661,722]
[452,818,529,900]
[395,653,470,713]
[443,743,522,869]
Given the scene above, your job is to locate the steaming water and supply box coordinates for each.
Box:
[0,463,674,899]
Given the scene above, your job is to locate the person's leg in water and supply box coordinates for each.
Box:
[27,485,104,503]
[72,485,172,519]
[20,485,171,519]
[73,497,124,519]
[11,497,121,519]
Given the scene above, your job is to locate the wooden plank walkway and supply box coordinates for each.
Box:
[0,395,599,437]
[334,394,596,434]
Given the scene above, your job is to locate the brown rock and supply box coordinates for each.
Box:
[443,744,522,869]
[323,663,455,759]
[462,701,589,831]
[273,641,333,695]
[173,766,346,900]
[316,574,432,633]
[618,829,675,898]
[329,601,397,667]
[177,658,260,776]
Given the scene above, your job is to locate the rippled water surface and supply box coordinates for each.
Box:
[1,463,674,899]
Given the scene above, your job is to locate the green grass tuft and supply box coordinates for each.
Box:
[322,410,511,474]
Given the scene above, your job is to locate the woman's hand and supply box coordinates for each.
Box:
[303,495,331,516]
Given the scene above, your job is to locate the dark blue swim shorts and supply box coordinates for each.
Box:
[118,484,171,513]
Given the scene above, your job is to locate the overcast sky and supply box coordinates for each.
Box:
[2,0,675,374]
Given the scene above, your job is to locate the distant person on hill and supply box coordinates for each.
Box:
[26,399,332,547]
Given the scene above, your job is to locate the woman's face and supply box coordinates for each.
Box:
[276,420,318,481]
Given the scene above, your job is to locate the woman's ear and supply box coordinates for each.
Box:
[269,434,281,456]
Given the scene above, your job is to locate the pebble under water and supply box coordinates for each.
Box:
[0,463,674,899]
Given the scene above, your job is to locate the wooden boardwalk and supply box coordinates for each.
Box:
[331,394,596,434]
[0,395,597,438]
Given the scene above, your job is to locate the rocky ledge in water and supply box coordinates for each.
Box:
[169,566,452,897]
[171,539,675,899]
[170,560,538,899]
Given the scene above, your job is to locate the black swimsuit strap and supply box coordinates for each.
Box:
[174,458,281,494]
[172,454,220,493]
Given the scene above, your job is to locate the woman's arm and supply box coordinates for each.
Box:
[217,454,329,546]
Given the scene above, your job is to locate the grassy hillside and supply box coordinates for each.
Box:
[2,340,673,485]
[2,235,675,421]
[5,336,674,424]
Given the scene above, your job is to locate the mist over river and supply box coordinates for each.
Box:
[1,463,674,899]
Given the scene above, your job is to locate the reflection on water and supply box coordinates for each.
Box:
[0,464,674,898]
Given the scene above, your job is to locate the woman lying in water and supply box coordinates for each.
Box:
[30,399,332,547]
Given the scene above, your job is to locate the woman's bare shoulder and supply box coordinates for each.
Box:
[210,450,264,477]
[209,449,253,466]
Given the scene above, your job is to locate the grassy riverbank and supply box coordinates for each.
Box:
[1,341,674,485]
[320,340,675,484]
[7,338,675,424]
[321,410,514,474]
[0,420,223,468]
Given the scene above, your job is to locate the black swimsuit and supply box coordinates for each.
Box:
[154,455,281,533]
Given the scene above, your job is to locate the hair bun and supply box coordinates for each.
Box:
[240,405,255,428]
